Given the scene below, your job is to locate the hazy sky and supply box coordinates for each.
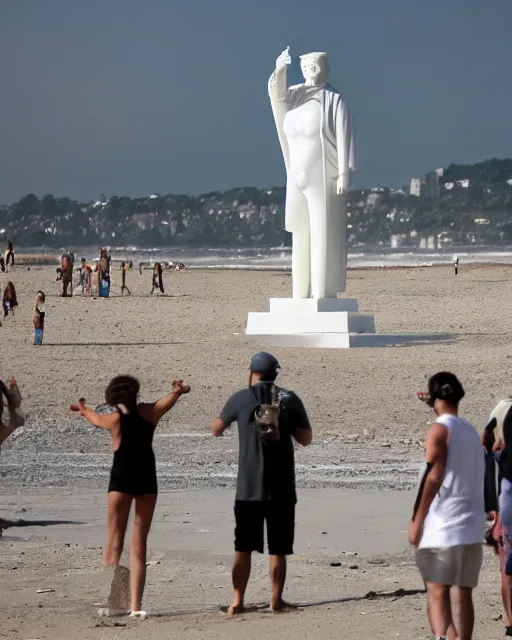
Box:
[1,0,510,203]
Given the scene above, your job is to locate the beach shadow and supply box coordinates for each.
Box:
[149,587,425,619]
[454,332,512,337]
[119,294,191,299]
[0,517,82,534]
[40,342,188,347]
[294,587,426,609]
[45,294,191,300]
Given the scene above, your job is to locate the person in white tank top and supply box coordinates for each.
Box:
[409,372,485,640]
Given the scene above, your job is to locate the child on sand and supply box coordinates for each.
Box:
[33,291,46,345]
[121,262,131,296]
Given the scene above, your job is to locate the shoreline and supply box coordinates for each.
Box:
[10,252,512,271]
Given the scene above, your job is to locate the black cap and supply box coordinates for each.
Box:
[249,352,280,374]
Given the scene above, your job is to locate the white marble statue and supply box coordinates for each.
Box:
[269,47,355,298]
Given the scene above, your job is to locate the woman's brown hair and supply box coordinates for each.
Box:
[105,375,140,411]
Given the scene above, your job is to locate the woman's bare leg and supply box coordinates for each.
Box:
[130,494,157,612]
[104,492,132,567]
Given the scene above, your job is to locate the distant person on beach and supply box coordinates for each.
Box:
[0,378,24,451]
[410,372,486,640]
[4,240,14,272]
[33,291,46,345]
[70,375,190,617]
[121,262,131,296]
[211,352,312,614]
[96,248,111,297]
[78,258,92,295]
[481,399,512,636]
[2,281,18,318]
[453,255,459,275]
[59,252,75,297]
[150,263,164,294]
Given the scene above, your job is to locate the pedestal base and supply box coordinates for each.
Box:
[245,298,452,349]
[256,332,453,349]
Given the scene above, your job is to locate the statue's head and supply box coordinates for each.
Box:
[300,52,328,85]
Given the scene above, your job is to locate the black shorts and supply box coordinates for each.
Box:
[234,500,295,556]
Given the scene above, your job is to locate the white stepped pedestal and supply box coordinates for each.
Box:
[245,298,453,349]
[246,297,375,348]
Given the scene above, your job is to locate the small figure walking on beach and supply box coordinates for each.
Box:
[4,240,14,272]
[59,252,75,297]
[453,255,459,275]
[150,263,164,295]
[70,375,190,617]
[33,291,46,345]
[96,248,111,298]
[2,281,18,319]
[78,258,92,295]
[121,262,131,296]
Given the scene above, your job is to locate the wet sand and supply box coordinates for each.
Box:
[1,264,512,638]
[0,489,504,640]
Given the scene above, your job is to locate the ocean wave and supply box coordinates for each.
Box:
[17,246,512,269]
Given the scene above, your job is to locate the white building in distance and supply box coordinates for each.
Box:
[410,178,421,197]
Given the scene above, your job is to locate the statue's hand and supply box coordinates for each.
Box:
[276,46,291,70]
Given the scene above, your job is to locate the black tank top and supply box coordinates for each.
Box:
[110,409,156,482]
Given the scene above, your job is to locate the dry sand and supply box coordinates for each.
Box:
[1,264,512,638]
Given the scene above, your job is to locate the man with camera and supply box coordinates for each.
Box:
[211,352,312,614]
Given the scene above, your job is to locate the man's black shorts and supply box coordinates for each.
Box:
[234,500,295,556]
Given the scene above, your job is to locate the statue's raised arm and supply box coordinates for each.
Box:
[268,46,291,101]
[269,47,292,170]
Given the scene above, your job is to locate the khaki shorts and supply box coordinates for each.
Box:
[416,543,483,588]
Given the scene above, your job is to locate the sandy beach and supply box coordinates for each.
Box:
[1,264,512,638]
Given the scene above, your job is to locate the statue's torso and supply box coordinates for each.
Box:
[283,98,323,191]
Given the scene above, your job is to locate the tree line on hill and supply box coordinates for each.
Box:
[2,158,512,248]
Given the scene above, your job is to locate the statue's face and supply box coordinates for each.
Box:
[300,57,327,83]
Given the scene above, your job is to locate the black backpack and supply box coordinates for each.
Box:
[253,383,281,445]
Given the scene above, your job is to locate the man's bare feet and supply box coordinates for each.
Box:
[270,600,297,613]
[226,603,245,616]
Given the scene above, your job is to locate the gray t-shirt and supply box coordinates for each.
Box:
[220,383,311,503]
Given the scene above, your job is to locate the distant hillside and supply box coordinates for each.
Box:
[442,158,512,187]
[2,158,512,248]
